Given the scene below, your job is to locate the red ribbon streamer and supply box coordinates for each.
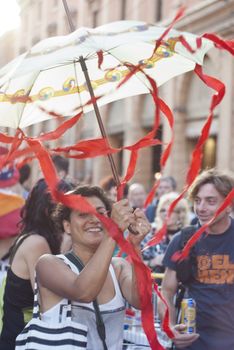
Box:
[144,65,226,251]
[152,6,186,53]
[202,33,234,55]
[153,282,175,339]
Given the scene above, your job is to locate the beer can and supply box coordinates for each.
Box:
[180,298,196,334]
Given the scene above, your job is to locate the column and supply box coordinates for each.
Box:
[216,52,234,171]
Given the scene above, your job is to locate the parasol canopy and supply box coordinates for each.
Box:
[0,20,213,129]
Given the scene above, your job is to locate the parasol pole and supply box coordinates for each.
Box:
[62,0,139,235]
[79,56,121,187]
[62,0,120,187]
[62,0,76,32]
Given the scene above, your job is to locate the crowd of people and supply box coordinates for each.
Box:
[0,149,233,350]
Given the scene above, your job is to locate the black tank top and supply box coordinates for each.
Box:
[0,268,33,350]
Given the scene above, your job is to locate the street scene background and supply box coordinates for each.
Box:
[0,0,233,191]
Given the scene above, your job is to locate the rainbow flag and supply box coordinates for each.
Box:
[0,192,25,239]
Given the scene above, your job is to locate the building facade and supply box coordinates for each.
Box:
[0,0,233,190]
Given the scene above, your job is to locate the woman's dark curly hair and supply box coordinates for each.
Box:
[16,178,74,255]
[53,185,112,233]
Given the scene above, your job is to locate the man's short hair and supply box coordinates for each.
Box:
[19,164,31,185]
[188,168,234,201]
[99,175,129,197]
[100,175,116,192]
[52,155,69,173]
[161,176,177,191]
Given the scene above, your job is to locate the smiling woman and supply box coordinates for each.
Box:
[0,0,20,37]
[31,184,151,350]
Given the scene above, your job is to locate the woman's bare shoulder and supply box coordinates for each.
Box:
[20,233,49,248]
[37,253,61,264]
[36,254,69,272]
[18,234,51,257]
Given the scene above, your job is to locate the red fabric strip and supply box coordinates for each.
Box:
[144,181,160,208]
[143,61,227,339]
[202,33,234,55]
[144,189,188,249]
[144,97,174,208]
[52,136,161,163]
[52,137,117,160]
[0,133,15,143]
[194,64,225,107]
[178,35,202,53]
[2,145,35,166]
[0,129,24,169]
[99,215,165,350]
[145,65,225,250]
[124,68,175,339]
[153,282,175,339]
[178,35,197,53]
[152,6,186,53]
[97,50,104,69]
[122,150,138,184]
[124,136,162,151]
[185,64,225,184]
[38,111,83,142]
[186,115,212,185]
[119,65,175,211]
[38,106,65,120]
[117,63,141,90]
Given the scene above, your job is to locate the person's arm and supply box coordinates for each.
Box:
[11,234,52,290]
[36,199,136,303]
[36,233,116,303]
[158,267,178,324]
[158,232,183,323]
[158,268,199,348]
[149,253,164,269]
[112,257,140,308]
